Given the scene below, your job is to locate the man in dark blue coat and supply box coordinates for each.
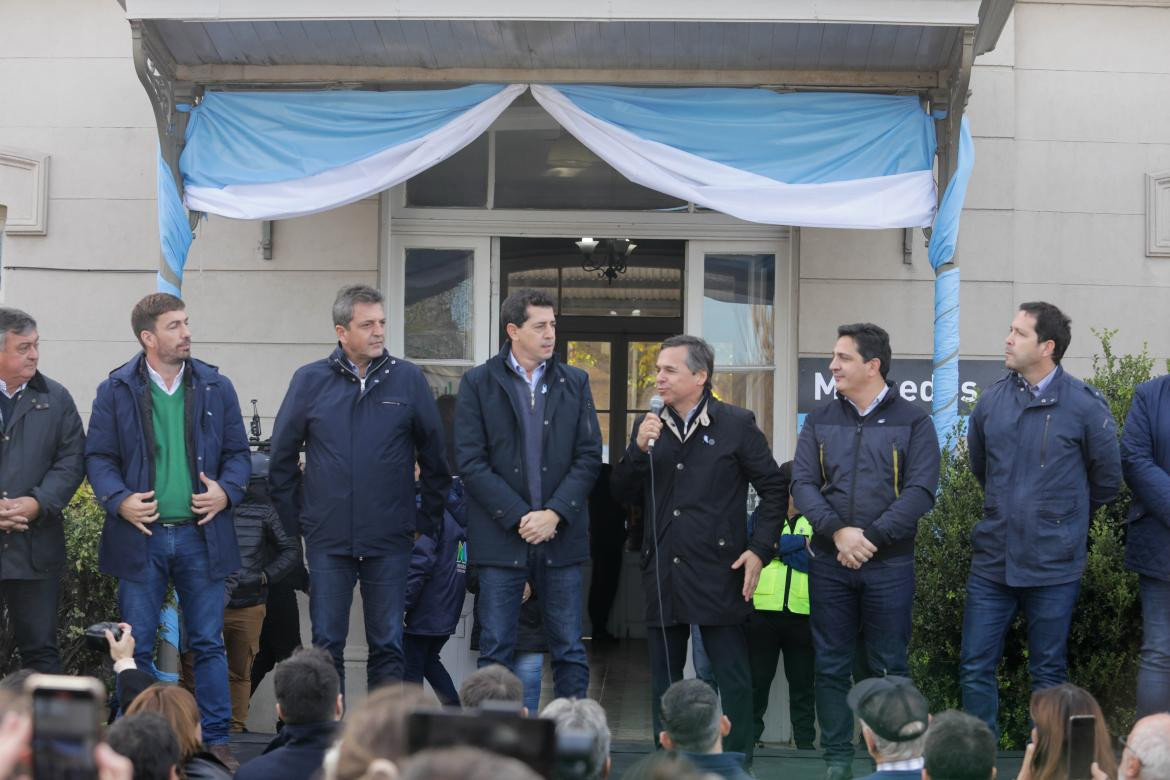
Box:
[1122,372,1170,718]
[455,288,601,699]
[269,284,450,692]
[792,323,940,780]
[960,301,1121,733]
[86,293,250,763]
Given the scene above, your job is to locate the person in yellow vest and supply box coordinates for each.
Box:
[746,460,817,750]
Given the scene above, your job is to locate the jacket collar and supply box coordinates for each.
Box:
[329,344,391,379]
[662,391,714,444]
[489,341,561,381]
[24,372,48,394]
[836,379,897,419]
[1010,364,1065,406]
[111,353,215,388]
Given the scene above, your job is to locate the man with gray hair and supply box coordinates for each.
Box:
[1094,713,1170,780]
[847,676,929,780]
[540,697,612,780]
[459,664,526,713]
[0,307,86,672]
[270,284,450,692]
[657,679,750,780]
[611,335,786,767]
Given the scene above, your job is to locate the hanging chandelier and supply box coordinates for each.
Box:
[575,237,637,283]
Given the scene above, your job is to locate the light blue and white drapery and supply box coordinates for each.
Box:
[531,85,938,230]
[157,82,974,447]
[180,84,525,220]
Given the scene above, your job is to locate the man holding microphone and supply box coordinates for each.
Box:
[611,334,786,768]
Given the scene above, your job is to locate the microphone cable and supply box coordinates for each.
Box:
[645,399,673,686]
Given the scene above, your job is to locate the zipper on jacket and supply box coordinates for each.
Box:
[530,385,536,411]
[1040,413,1051,468]
[819,442,827,483]
[780,517,795,611]
[892,446,901,497]
[846,422,863,526]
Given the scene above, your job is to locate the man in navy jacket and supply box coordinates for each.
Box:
[792,323,939,780]
[86,293,250,761]
[1122,373,1170,717]
[269,284,450,692]
[455,289,601,698]
[960,301,1121,733]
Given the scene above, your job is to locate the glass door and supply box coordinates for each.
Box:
[562,335,671,463]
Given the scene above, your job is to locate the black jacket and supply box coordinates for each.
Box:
[226,481,301,609]
[0,371,86,580]
[610,396,786,627]
[235,721,339,780]
[455,345,602,568]
[184,751,233,780]
[792,383,940,564]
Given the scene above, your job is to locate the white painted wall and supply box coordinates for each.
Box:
[798,4,1170,381]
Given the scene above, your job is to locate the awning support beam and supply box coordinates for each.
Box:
[131,19,200,291]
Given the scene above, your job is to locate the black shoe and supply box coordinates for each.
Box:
[796,741,817,751]
[826,765,853,780]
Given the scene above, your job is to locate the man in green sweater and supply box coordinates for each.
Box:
[87,293,251,769]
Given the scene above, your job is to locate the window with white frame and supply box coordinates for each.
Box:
[703,253,776,450]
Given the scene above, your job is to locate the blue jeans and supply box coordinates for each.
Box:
[809,556,915,766]
[118,524,230,745]
[1137,575,1170,718]
[959,573,1081,734]
[690,625,718,693]
[308,549,411,693]
[514,652,545,714]
[477,556,589,698]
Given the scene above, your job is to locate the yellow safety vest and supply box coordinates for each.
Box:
[752,515,812,615]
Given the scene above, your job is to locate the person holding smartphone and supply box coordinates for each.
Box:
[1014,683,1116,780]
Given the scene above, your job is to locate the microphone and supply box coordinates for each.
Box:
[648,396,665,449]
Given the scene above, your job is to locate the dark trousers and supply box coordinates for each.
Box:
[403,633,458,705]
[251,580,303,695]
[648,623,754,767]
[744,609,816,747]
[0,578,61,673]
[809,557,915,766]
[588,513,625,638]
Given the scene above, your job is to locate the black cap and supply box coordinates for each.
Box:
[846,676,928,743]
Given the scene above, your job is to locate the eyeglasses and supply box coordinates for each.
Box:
[1119,734,1147,767]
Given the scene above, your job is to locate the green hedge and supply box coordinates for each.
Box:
[910,330,1165,748]
[0,482,119,684]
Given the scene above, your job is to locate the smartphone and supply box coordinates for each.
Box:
[25,674,106,780]
[1066,714,1096,780]
[407,708,557,779]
